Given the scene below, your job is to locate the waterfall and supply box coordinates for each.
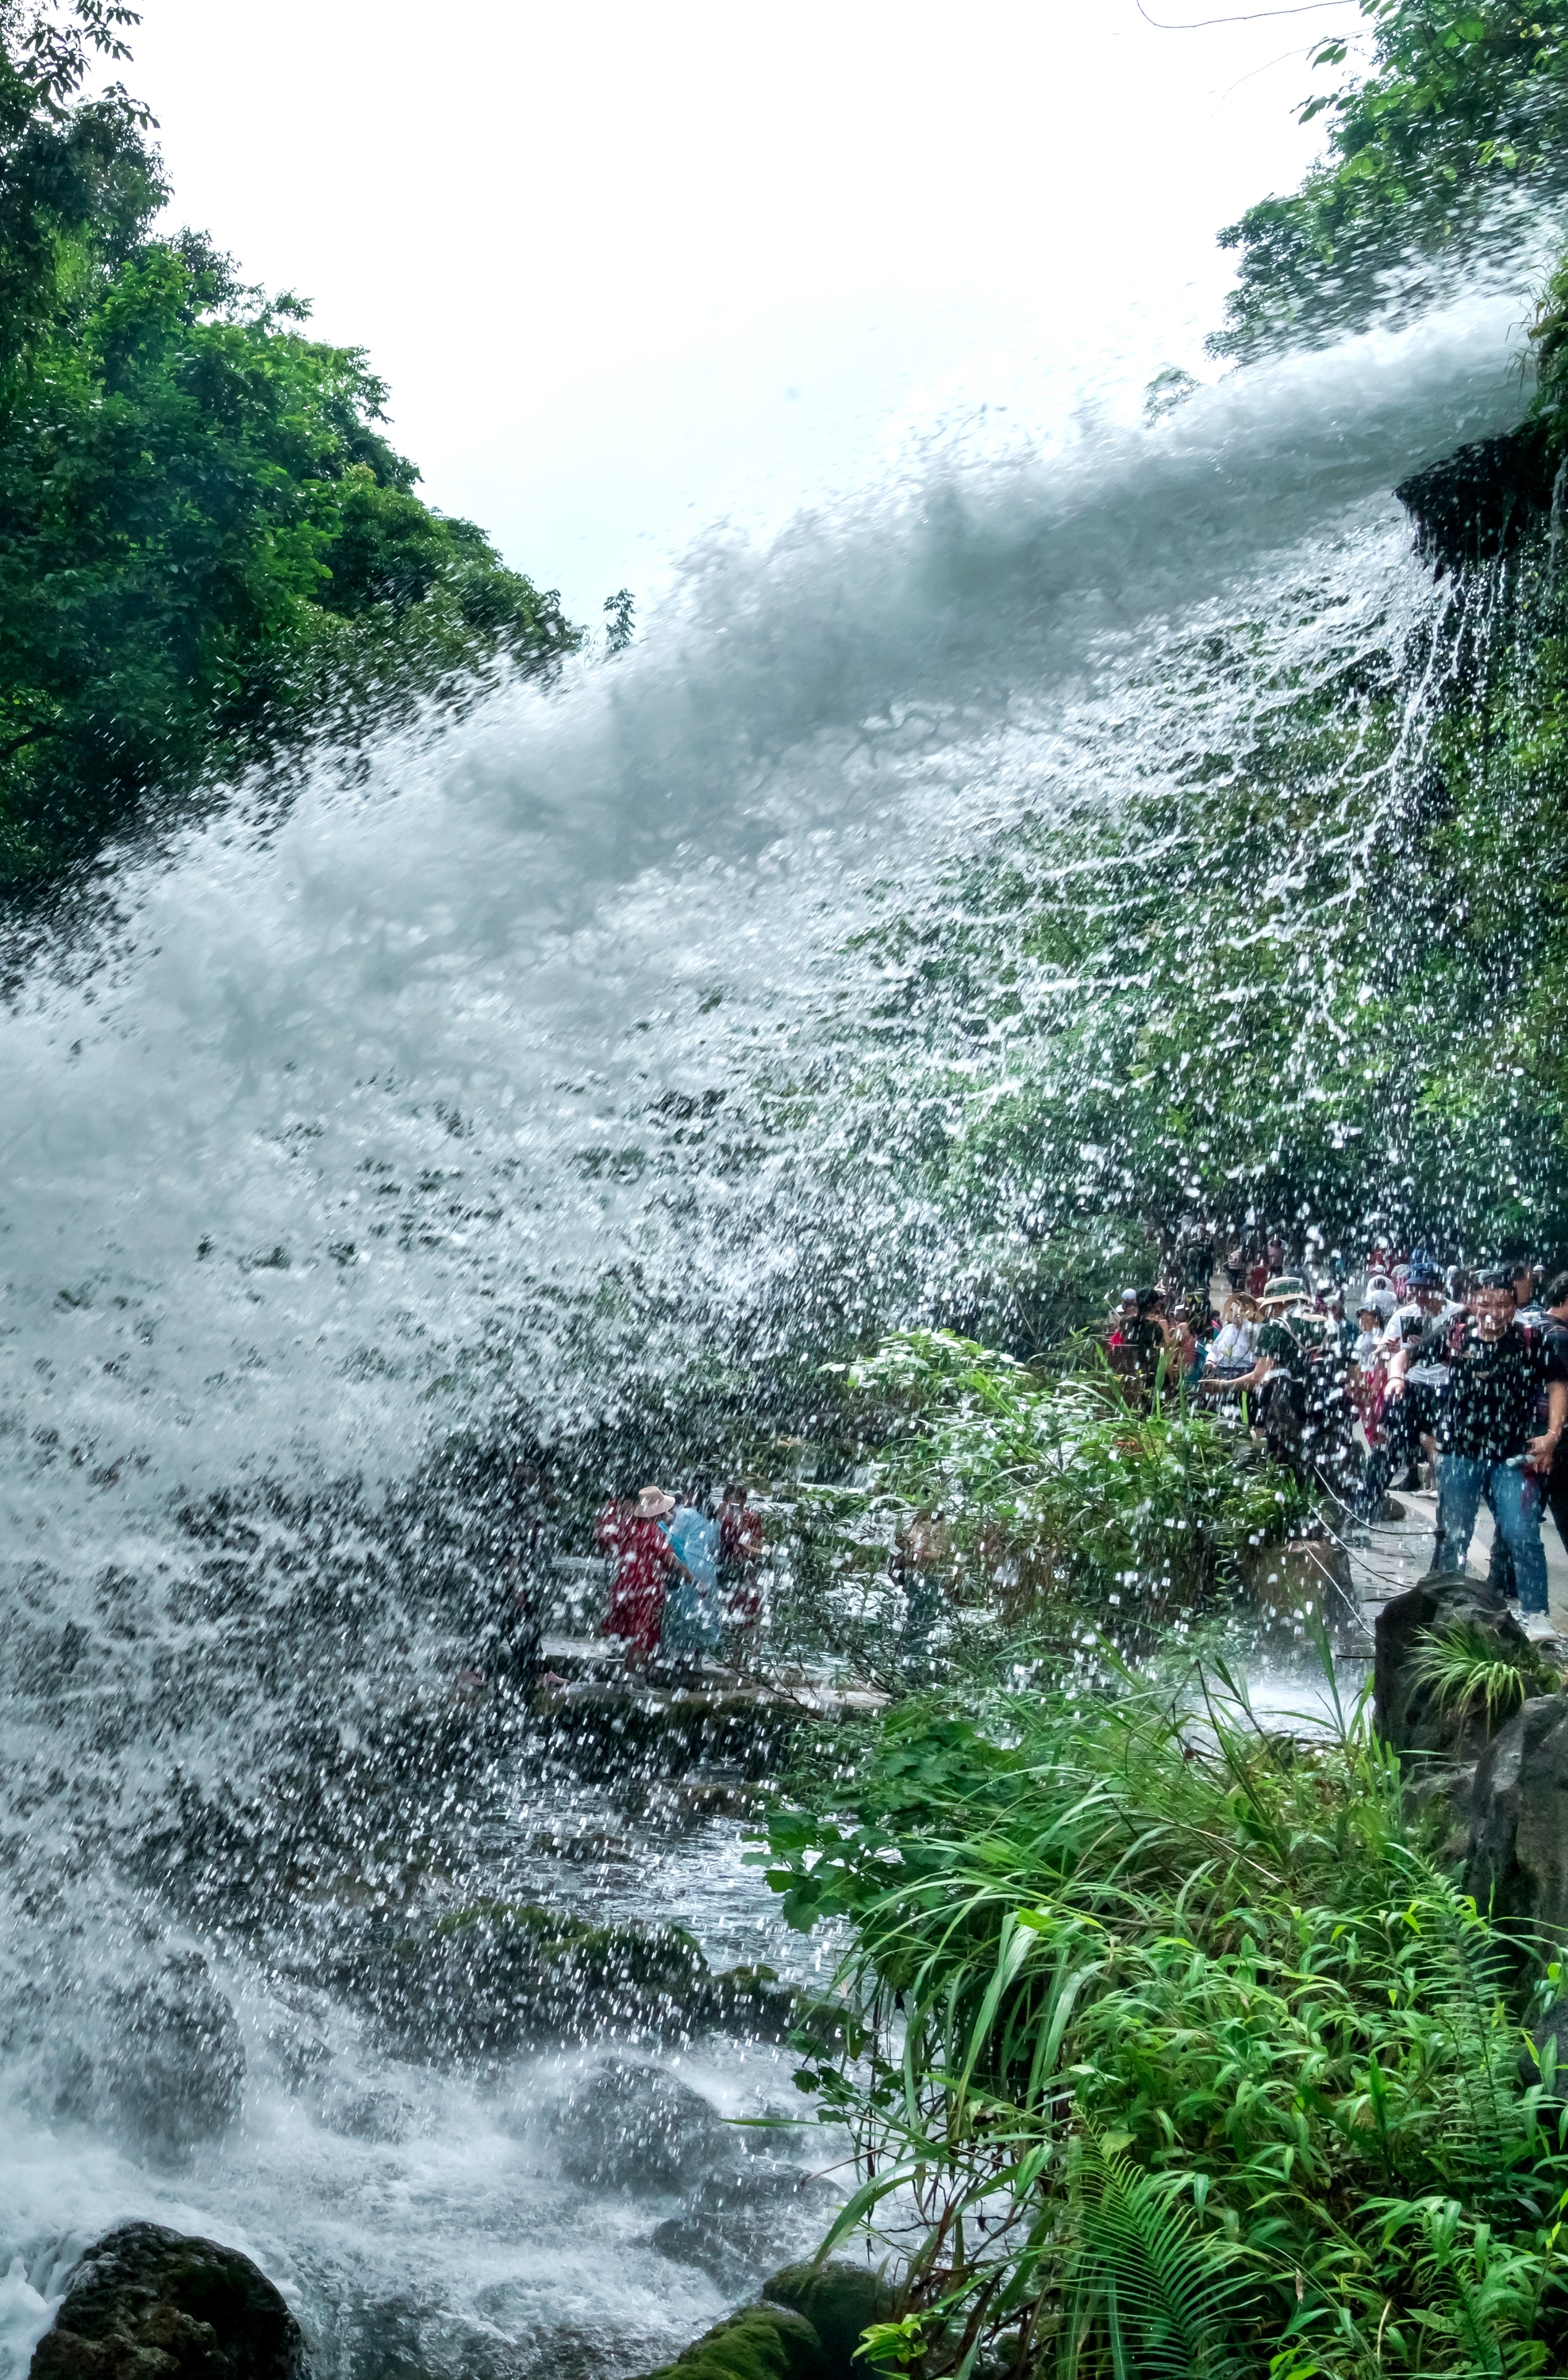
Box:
[0,280,1535,2377]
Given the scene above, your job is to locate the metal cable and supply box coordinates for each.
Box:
[1136,0,1353,24]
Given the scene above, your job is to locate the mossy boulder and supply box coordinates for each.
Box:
[29,2222,309,2380]
[762,2262,895,2372]
[340,1899,798,2059]
[632,2262,895,2380]
[639,2305,824,2380]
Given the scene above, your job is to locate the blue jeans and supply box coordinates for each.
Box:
[1436,1456,1549,1614]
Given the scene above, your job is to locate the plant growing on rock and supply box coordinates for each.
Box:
[1409,1619,1564,1732]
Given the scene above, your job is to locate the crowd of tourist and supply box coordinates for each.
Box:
[477,1238,1568,1688]
[1106,1239,1568,1622]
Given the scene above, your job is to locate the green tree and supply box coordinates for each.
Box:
[0,0,578,890]
[1211,2,1568,363]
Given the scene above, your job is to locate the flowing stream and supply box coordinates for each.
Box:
[0,279,1535,2375]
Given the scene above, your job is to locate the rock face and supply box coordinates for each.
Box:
[1462,1696,1568,1945]
[29,2223,309,2380]
[1373,1572,1534,1770]
[1396,419,1561,574]
[1374,1574,1568,1952]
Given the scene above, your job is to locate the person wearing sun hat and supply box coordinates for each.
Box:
[594,1483,689,1668]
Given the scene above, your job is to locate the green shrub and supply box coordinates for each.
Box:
[815,1330,1306,1619]
[760,1666,1568,2374]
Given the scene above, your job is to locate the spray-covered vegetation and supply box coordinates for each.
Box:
[793,524,1568,1332]
[1213,1,1568,363]
[759,6,1568,1314]
[765,1333,1308,1683]
[759,1665,1568,2378]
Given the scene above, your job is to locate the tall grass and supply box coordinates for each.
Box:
[759,1659,1568,2376]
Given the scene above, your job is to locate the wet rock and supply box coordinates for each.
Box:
[634,2304,825,2380]
[1462,1695,1568,1948]
[1374,1572,1543,1772]
[1396,418,1561,575]
[550,2059,743,2190]
[262,2015,332,2095]
[651,2172,826,2295]
[103,1956,245,2155]
[342,1902,798,2062]
[704,1964,800,2042]
[28,2221,309,2380]
[317,2082,413,2143]
[532,1680,799,1782]
[345,1900,713,2059]
[763,2263,896,2374]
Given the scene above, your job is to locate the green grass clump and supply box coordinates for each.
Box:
[759,1661,1568,2376]
[1409,1622,1562,1734]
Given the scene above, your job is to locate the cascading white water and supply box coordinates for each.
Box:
[0,283,1536,2378]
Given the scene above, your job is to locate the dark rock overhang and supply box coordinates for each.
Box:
[1396,415,1565,573]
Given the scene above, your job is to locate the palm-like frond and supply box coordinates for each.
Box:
[1065,2139,1261,2379]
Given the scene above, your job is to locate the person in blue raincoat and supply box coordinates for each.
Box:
[662,1488,723,1659]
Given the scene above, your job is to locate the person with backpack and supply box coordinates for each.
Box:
[1434,1270,1568,1618]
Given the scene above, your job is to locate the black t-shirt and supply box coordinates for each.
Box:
[1256,1318,1313,1382]
[1440,1325,1567,1462]
[1125,1317,1167,1372]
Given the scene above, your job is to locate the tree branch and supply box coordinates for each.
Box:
[0,720,62,764]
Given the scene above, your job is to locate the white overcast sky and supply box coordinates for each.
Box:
[124,0,1366,624]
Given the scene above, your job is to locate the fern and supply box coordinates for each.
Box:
[1066,2139,1259,2379]
[764,1646,1568,2375]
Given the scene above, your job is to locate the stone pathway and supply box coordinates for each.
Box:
[1339,1482,1568,1637]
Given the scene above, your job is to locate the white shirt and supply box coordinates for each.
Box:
[1378,1299,1463,1361]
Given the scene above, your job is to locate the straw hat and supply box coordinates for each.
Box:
[635,1484,675,1518]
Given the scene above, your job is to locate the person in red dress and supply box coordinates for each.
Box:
[596,1484,685,1666]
